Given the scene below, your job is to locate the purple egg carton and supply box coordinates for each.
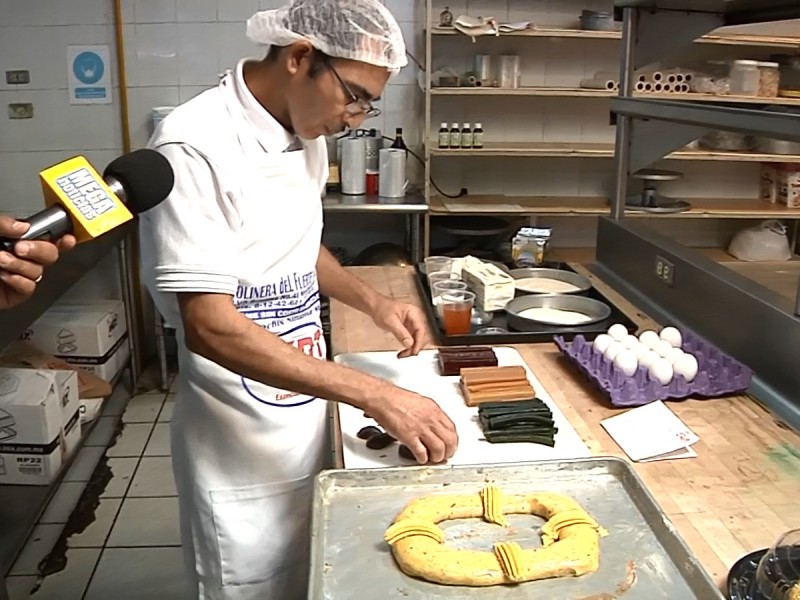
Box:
[553,329,753,408]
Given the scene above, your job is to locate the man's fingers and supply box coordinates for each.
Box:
[385,313,414,352]
[406,313,429,356]
[437,420,459,459]
[0,272,34,297]
[408,439,429,465]
[0,251,44,281]
[421,432,447,464]
[56,235,77,252]
[15,240,60,267]
[0,216,27,238]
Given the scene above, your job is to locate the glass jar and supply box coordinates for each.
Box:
[758,61,780,97]
[729,59,760,96]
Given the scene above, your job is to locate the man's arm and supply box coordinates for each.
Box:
[316,245,430,356]
[179,293,457,464]
[316,245,381,314]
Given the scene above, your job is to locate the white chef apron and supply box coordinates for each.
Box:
[170,71,328,600]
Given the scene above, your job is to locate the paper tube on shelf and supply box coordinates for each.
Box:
[378,148,407,198]
[341,136,367,195]
[654,83,664,92]
[635,81,647,91]
[674,73,686,83]
[580,78,616,90]
[644,82,654,92]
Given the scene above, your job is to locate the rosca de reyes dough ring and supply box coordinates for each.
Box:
[383,486,607,587]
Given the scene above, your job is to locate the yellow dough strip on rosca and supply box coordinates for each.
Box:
[383,486,608,587]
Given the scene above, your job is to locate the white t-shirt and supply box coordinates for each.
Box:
[139,59,328,330]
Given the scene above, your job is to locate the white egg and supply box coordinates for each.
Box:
[622,334,641,350]
[613,349,639,377]
[674,353,699,382]
[654,339,674,358]
[593,334,614,354]
[631,344,651,360]
[664,347,685,365]
[604,341,624,362]
[639,350,661,370]
[660,326,683,348]
[648,358,674,386]
[608,324,628,341]
[638,330,660,349]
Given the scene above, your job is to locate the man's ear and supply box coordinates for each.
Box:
[285,41,316,76]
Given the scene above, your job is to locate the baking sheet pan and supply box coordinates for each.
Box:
[309,458,722,599]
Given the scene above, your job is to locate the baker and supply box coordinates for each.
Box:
[137,1,458,598]
[0,215,76,309]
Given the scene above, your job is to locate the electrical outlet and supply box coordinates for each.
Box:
[8,103,33,119]
[5,70,30,85]
[655,255,675,286]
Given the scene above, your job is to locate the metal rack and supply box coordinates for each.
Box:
[610,0,800,313]
[0,227,138,595]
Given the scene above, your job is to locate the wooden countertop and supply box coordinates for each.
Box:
[329,265,800,591]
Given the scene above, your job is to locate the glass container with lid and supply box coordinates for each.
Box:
[730,59,760,96]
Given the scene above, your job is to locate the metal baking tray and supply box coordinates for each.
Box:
[309,457,722,599]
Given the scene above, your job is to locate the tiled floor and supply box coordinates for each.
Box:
[5,385,189,600]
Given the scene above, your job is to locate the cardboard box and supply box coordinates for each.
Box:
[66,334,130,381]
[22,300,127,359]
[0,368,82,485]
[21,300,129,381]
[0,341,112,399]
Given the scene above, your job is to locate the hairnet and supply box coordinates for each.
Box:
[246,0,408,73]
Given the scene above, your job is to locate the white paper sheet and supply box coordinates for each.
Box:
[601,401,699,463]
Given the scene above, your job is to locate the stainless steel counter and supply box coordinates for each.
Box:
[322,192,427,263]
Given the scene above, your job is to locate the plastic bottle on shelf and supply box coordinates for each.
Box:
[449,122,461,149]
[438,122,449,149]
[460,123,472,149]
[472,122,484,149]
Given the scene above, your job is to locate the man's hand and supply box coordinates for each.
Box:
[367,382,458,464]
[370,296,430,358]
[0,216,76,310]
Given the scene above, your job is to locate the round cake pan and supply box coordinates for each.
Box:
[505,294,611,330]
[509,268,592,295]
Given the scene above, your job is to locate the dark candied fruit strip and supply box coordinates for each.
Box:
[398,444,416,461]
[440,353,498,372]
[366,432,397,450]
[438,345,494,355]
[357,425,383,440]
[483,431,556,446]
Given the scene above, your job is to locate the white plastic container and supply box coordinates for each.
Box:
[729,60,760,96]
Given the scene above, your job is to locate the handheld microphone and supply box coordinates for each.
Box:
[0,149,174,253]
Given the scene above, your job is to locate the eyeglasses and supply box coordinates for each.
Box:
[324,59,381,119]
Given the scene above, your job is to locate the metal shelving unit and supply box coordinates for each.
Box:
[423,0,800,256]
[610,0,800,306]
[0,226,138,595]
